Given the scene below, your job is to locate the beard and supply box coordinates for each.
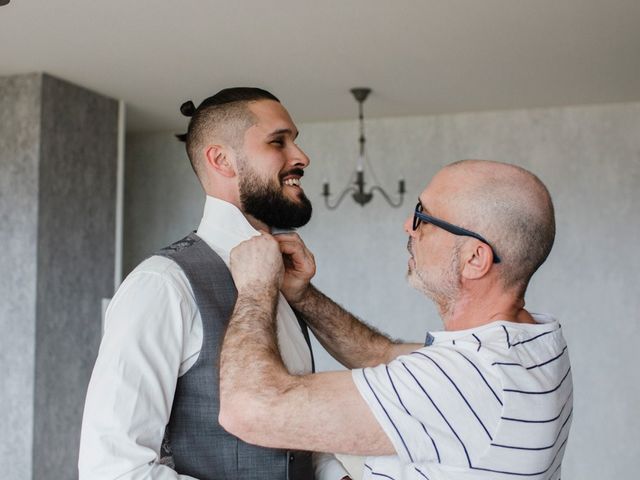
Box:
[407,240,462,316]
[238,162,312,229]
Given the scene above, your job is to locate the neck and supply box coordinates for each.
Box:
[245,214,270,233]
[205,193,273,235]
[440,286,535,331]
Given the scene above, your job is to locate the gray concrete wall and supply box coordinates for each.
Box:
[0,73,41,480]
[0,73,118,480]
[124,101,640,480]
[32,74,118,480]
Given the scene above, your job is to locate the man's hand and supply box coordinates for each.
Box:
[273,233,316,304]
[229,233,284,294]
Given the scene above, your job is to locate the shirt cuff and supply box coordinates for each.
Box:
[313,451,351,480]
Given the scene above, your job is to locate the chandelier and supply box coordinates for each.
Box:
[322,88,405,209]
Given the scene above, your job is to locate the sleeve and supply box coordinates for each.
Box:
[351,346,502,467]
[313,452,351,480]
[78,266,199,480]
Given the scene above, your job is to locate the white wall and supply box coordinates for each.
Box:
[125,101,640,480]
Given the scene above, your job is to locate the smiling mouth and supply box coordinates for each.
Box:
[281,168,304,189]
[283,177,301,187]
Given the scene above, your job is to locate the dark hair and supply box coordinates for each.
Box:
[175,87,279,141]
[175,87,280,179]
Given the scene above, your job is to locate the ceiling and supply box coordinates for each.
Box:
[1,0,639,133]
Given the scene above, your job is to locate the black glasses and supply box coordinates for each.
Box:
[412,202,501,263]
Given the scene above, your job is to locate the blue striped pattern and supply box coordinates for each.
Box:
[502,367,571,395]
[386,366,441,463]
[353,317,572,479]
[456,351,503,406]
[491,409,572,451]
[400,360,473,467]
[365,463,396,479]
[493,346,567,370]
[412,351,494,441]
[502,391,572,424]
[472,333,482,351]
[362,369,415,462]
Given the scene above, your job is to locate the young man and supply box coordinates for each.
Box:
[79,88,350,479]
[221,160,572,480]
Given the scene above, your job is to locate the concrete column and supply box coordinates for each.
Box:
[0,73,118,480]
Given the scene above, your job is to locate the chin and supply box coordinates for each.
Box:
[287,193,303,203]
[288,189,306,201]
[407,271,421,292]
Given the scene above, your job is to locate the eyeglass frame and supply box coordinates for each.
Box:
[412,201,502,263]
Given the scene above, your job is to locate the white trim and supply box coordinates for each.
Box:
[114,100,126,291]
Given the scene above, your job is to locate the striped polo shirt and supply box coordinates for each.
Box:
[352,313,572,480]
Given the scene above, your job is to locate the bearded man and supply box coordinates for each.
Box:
[79,88,350,480]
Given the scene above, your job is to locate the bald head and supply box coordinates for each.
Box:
[438,160,555,295]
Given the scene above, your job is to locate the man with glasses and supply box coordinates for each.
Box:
[219,159,572,479]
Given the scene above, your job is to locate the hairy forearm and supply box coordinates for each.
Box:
[292,285,400,368]
[221,236,394,453]
[220,285,292,417]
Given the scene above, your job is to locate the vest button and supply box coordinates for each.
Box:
[289,454,295,462]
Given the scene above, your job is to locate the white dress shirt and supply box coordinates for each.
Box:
[79,196,348,480]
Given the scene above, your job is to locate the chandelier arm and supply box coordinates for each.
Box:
[324,186,358,210]
[369,185,404,208]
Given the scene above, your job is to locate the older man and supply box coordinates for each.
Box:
[220,160,572,479]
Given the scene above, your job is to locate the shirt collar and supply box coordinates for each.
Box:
[195,196,260,259]
[425,313,558,346]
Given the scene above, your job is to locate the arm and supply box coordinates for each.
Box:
[294,285,419,368]
[219,234,394,456]
[78,264,198,480]
[221,237,504,466]
[276,233,420,368]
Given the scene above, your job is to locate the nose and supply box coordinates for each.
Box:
[404,216,416,236]
[291,144,310,169]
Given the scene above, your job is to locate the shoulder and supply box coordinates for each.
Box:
[421,319,566,363]
[354,338,503,406]
[127,255,187,280]
[489,316,569,367]
[105,256,197,332]
[119,255,193,299]
[397,340,500,389]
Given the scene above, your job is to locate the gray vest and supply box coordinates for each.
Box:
[156,232,314,480]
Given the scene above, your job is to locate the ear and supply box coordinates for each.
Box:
[460,241,493,280]
[204,144,237,178]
